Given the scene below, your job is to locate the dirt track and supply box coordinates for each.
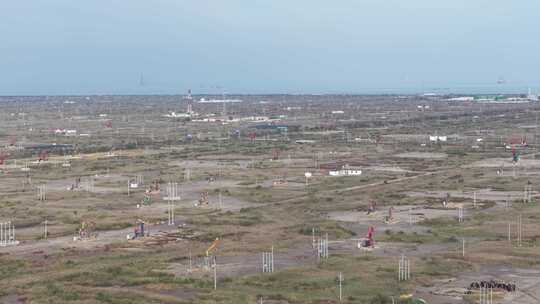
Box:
[0,223,179,256]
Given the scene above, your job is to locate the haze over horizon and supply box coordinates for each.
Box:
[2,0,539,95]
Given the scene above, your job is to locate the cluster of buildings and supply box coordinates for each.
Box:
[445,89,539,103]
[328,169,362,176]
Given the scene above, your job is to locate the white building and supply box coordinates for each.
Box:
[429,136,447,142]
[447,96,474,102]
[164,111,193,118]
[329,169,362,177]
[198,98,242,103]
[528,88,539,101]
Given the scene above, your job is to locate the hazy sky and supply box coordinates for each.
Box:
[1,0,539,95]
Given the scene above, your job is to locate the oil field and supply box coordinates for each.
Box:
[1,93,540,303]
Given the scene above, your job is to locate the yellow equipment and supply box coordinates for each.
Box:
[206,238,220,257]
[399,294,427,304]
[400,294,413,300]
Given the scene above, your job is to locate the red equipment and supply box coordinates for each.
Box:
[38,150,49,162]
[104,121,113,128]
[505,135,527,147]
[132,220,146,239]
[272,148,280,160]
[0,153,7,165]
[366,226,374,240]
[360,226,375,248]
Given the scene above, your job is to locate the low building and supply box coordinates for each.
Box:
[329,169,362,176]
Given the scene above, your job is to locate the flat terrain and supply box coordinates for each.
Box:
[1,94,540,303]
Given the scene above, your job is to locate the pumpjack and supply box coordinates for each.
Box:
[359,226,375,248]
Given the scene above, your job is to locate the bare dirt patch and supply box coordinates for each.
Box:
[468,158,540,168]
[168,243,316,279]
[394,152,448,159]
[416,266,540,304]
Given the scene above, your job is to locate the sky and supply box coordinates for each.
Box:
[1,0,539,95]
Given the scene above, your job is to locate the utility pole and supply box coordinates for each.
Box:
[271,246,274,273]
[338,272,343,302]
[0,221,16,246]
[535,111,538,147]
[37,184,47,201]
[213,256,217,290]
[508,222,511,244]
[518,214,523,247]
[218,191,223,210]
[479,286,493,304]
[165,182,179,225]
[43,220,48,240]
[317,233,329,261]
[398,254,410,281]
[312,227,316,249]
[185,168,191,182]
[87,177,94,192]
[188,248,192,273]
[262,246,275,273]
[326,233,329,258]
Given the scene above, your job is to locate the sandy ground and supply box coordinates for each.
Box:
[363,165,414,173]
[169,159,252,169]
[168,243,317,279]
[0,223,180,256]
[394,152,448,159]
[383,134,430,141]
[171,157,315,171]
[44,173,126,194]
[406,189,533,202]
[467,158,540,168]
[0,176,24,194]
[330,240,453,259]
[169,193,252,212]
[262,178,308,189]
[416,266,540,304]
[0,294,24,304]
[167,239,451,280]
[328,205,466,235]
[163,179,253,211]
[1,177,254,255]
[167,179,240,194]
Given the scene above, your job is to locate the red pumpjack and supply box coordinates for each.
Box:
[360,226,375,248]
[38,150,49,162]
